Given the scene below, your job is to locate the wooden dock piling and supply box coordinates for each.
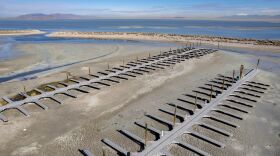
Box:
[240,65,244,78]
[88,67,91,75]
[256,59,260,69]
[173,105,177,127]
[232,70,235,84]
[145,123,148,146]
[102,147,106,156]
[222,77,225,90]
[195,92,198,111]
[64,71,71,82]
[210,85,213,101]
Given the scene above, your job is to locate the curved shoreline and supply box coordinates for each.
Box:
[0,47,115,83]
[0,29,45,36]
[47,31,280,47]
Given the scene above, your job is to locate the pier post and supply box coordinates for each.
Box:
[107,63,110,69]
[195,92,198,110]
[23,86,26,93]
[232,70,235,84]
[145,123,148,146]
[65,72,71,82]
[256,59,260,69]
[88,67,91,75]
[222,77,225,90]
[173,105,177,127]
[210,85,213,101]
[240,65,244,78]
[149,53,151,58]
[102,147,106,156]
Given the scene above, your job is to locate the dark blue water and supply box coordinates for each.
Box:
[0,19,280,40]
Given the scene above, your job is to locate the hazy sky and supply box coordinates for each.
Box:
[0,0,280,18]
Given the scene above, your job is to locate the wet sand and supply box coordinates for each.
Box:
[0,30,280,156]
[0,42,176,84]
[0,30,45,36]
[0,46,279,156]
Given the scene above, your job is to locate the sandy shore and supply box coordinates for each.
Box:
[0,31,279,156]
[0,30,45,36]
[48,31,280,52]
[0,41,177,84]
[0,42,178,95]
[0,47,279,156]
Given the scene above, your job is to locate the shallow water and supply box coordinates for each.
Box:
[0,19,280,39]
[0,34,177,61]
[0,34,179,83]
[0,50,114,83]
[0,37,23,60]
[220,47,280,74]
[0,19,279,82]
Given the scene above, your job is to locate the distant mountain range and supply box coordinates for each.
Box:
[3,13,280,21]
[13,13,93,20]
